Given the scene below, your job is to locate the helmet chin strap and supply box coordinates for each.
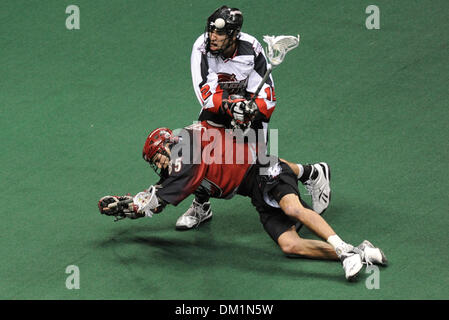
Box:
[223,37,237,57]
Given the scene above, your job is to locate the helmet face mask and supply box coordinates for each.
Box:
[142,128,174,176]
[150,152,169,177]
[205,6,243,57]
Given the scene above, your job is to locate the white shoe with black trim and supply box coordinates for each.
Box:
[336,244,364,281]
[357,240,388,266]
[304,162,331,214]
[175,199,213,230]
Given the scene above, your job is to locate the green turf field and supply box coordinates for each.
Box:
[1,0,448,300]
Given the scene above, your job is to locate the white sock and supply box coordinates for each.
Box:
[296,164,304,179]
[327,235,346,250]
[327,235,353,259]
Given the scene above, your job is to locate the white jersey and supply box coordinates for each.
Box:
[190,32,276,129]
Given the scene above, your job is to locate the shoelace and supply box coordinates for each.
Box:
[339,245,369,265]
[191,203,202,220]
[304,179,315,196]
[364,255,374,266]
[304,182,312,196]
[304,176,324,198]
[336,244,355,260]
[356,245,373,265]
[362,247,375,265]
[190,202,209,225]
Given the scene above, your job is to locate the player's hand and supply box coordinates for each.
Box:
[230,101,245,123]
[98,195,142,220]
[223,96,245,119]
[224,96,254,121]
[243,100,258,120]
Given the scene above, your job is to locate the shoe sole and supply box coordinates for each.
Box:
[346,263,363,281]
[379,249,388,266]
[175,213,213,231]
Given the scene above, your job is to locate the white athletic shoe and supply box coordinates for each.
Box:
[304,162,331,214]
[357,240,388,266]
[336,244,364,281]
[175,199,213,230]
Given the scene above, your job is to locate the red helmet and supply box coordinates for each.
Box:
[142,127,173,165]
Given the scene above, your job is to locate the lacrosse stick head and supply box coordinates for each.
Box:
[263,35,300,67]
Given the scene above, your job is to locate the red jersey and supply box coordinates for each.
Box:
[155,121,257,206]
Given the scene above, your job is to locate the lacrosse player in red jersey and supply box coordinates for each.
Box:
[98,124,388,281]
[182,5,331,230]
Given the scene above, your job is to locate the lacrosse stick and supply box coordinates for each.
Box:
[230,35,300,133]
[100,196,134,222]
[107,198,134,222]
[250,34,300,104]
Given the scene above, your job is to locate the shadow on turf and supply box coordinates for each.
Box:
[92,194,391,284]
[94,225,351,284]
[92,195,388,284]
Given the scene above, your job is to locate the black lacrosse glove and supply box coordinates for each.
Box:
[222,95,258,130]
[98,195,141,220]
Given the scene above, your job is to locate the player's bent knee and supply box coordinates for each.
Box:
[279,242,308,257]
[283,206,305,221]
[279,241,295,255]
[280,195,307,220]
[277,231,306,257]
[281,204,296,217]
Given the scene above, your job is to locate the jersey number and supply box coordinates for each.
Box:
[200,85,212,101]
[173,157,182,172]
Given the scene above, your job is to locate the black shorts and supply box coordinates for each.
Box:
[239,160,312,243]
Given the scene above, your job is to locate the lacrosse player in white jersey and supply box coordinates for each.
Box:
[176,5,331,230]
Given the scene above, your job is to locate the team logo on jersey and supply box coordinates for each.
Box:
[217,73,248,94]
[266,163,282,179]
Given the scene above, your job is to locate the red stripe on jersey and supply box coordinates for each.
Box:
[210,85,224,113]
[255,98,275,120]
